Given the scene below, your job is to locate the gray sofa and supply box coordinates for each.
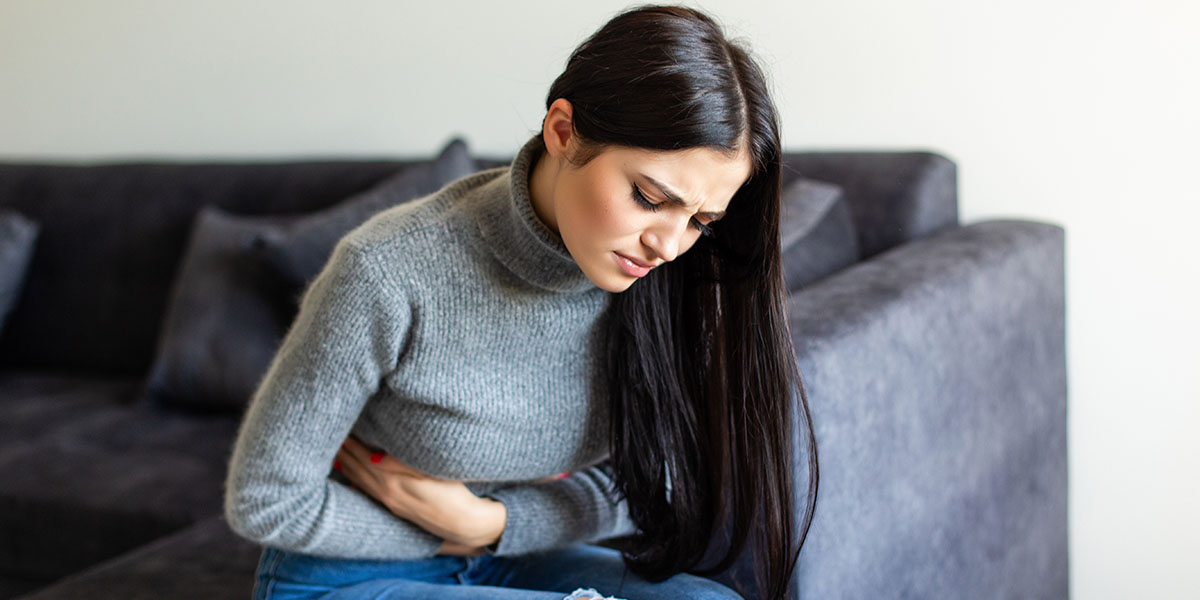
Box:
[0,141,1067,599]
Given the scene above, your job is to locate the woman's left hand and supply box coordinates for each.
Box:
[334,436,507,551]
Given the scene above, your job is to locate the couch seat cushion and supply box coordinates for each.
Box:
[0,370,241,580]
[19,515,260,600]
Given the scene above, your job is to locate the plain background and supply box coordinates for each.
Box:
[1,1,1196,598]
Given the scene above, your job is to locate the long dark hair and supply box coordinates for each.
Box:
[544,5,819,599]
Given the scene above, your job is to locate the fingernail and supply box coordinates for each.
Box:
[370,452,384,464]
[333,460,343,472]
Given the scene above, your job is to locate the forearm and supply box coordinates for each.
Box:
[226,475,444,558]
[483,461,636,555]
[222,238,433,557]
[224,399,444,558]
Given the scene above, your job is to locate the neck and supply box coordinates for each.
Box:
[472,133,595,294]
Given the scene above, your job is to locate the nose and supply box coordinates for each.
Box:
[641,214,691,263]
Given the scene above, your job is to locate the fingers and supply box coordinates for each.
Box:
[339,436,388,472]
[335,443,380,493]
[335,439,432,524]
[340,436,427,477]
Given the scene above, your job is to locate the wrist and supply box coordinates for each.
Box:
[469,498,507,549]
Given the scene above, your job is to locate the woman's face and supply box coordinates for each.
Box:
[530,103,753,293]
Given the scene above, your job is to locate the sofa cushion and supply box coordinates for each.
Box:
[0,208,39,336]
[782,152,958,258]
[252,137,474,288]
[780,178,860,291]
[0,370,241,580]
[19,515,260,600]
[141,207,301,413]
[140,139,474,413]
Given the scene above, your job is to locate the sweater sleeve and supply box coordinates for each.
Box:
[223,238,443,559]
[483,459,638,556]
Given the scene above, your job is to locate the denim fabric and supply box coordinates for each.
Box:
[252,542,742,599]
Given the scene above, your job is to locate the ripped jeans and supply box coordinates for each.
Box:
[252,542,743,599]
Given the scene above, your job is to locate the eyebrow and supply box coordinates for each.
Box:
[642,174,727,221]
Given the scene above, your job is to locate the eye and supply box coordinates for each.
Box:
[631,184,661,212]
[632,184,716,237]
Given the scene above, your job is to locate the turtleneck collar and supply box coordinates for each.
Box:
[476,134,596,294]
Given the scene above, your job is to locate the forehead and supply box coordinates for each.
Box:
[607,145,753,209]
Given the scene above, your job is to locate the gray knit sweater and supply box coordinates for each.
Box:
[223,134,635,559]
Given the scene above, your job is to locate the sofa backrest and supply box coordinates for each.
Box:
[0,150,957,374]
[0,160,421,373]
[781,152,959,259]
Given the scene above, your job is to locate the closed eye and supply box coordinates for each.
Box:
[632,184,715,237]
[631,184,661,211]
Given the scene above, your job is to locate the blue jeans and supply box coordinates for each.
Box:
[252,542,743,599]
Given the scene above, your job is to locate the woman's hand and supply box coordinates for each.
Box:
[436,539,489,557]
[334,436,507,552]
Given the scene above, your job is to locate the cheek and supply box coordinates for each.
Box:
[565,182,638,247]
[678,234,701,256]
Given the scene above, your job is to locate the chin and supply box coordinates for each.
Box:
[593,277,636,293]
[607,279,637,293]
[583,268,636,293]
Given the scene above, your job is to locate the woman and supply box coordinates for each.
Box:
[225,4,817,599]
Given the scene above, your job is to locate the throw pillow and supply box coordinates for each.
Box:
[143,137,475,413]
[779,178,860,292]
[0,208,40,336]
[142,206,302,413]
[252,137,474,289]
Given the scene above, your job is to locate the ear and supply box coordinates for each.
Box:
[541,98,575,161]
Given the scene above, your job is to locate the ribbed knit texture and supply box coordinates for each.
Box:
[223,134,635,559]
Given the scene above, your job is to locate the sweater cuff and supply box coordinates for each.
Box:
[483,465,635,556]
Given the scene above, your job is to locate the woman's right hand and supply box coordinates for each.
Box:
[336,436,507,548]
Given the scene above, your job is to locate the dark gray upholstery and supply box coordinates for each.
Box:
[141,140,474,412]
[0,371,240,581]
[0,209,39,335]
[0,158,441,373]
[19,516,260,600]
[700,220,1065,600]
[0,146,1066,599]
[141,206,301,412]
[706,220,1068,599]
[779,178,860,292]
[784,220,1067,599]
[781,151,959,259]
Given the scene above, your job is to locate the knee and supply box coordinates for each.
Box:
[688,578,743,600]
[637,574,743,600]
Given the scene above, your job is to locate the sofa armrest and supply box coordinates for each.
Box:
[783,219,1068,599]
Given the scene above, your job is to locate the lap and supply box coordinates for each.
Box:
[491,543,742,600]
[314,579,569,599]
[253,543,741,600]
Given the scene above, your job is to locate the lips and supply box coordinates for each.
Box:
[617,253,654,268]
[614,252,654,278]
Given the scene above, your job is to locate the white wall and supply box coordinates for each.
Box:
[2,1,1196,597]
